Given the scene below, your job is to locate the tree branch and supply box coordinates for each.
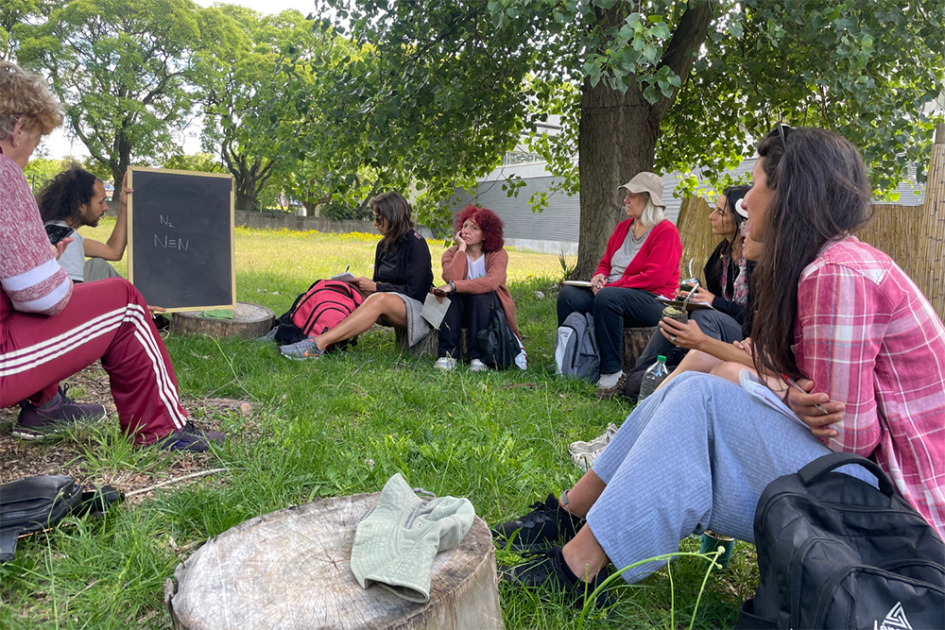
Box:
[649,0,714,123]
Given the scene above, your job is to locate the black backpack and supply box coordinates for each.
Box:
[737,452,944,630]
[475,294,519,369]
[1,476,122,561]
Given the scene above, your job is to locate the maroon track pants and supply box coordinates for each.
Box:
[0,278,188,444]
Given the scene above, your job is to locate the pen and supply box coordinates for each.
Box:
[782,375,829,415]
[344,265,350,274]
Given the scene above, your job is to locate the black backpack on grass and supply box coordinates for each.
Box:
[737,452,944,630]
[1,476,123,561]
[476,294,519,369]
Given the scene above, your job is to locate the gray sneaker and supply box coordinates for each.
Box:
[279,337,325,360]
[157,424,225,453]
[13,386,107,440]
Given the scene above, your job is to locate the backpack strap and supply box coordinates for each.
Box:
[0,527,22,562]
[797,452,895,497]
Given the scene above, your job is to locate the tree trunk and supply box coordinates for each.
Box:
[574,80,659,279]
[573,0,714,280]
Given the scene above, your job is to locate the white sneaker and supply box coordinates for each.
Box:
[569,423,619,471]
[434,357,457,371]
[469,359,490,372]
[596,371,623,389]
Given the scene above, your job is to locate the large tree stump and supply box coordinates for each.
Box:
[172,302,274,340]
[165,492,503,630]
[622,326,657,372]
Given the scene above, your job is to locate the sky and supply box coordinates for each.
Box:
[39,0,323,161]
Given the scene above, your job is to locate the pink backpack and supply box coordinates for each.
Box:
[272,280,364,349]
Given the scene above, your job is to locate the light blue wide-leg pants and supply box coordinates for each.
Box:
[587,372,873,583]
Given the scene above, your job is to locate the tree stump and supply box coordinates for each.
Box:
[165,492,503,630]
[172,302,274,340]
[394,329,468,359]
[622,326,657,372]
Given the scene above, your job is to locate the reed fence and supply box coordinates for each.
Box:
[675,125,944,322]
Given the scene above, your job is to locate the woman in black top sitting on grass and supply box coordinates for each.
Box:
[280,191,434,359]
[614,185,755,400]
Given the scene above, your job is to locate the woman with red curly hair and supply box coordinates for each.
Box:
[434,205,521,371]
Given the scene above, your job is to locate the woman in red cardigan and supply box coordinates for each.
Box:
[434,205,521,371]
[557,172,682,394]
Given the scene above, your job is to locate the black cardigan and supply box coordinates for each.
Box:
[703,240,755,325]
[372,230,434,304]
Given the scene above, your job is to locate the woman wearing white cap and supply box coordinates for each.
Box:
[556,171,682,394]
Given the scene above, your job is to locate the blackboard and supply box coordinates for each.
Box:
[127,168,235,312]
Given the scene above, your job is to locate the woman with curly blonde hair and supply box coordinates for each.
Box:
[0,61,222,452]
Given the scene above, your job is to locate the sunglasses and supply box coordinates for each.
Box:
[372,214,383,224]
[770,123,792,152]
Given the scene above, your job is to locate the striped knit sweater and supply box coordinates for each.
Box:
[0,153,73,345]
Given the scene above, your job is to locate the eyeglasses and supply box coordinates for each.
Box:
[372,215,383,225]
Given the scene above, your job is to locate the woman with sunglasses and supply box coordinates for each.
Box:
[280,191,434,359]
[607,185,754,401]
[494,127,944,605]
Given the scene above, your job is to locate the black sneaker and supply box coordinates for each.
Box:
[492,493,584,551]
[157,424,225,453]
[13,386,107,440]
[501,546,614,609]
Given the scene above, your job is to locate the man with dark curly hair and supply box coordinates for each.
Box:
[38,166,129,283]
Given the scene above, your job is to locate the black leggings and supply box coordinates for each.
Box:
[438,292,496,360]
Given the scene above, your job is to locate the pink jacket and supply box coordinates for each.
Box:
[441,247,520,339]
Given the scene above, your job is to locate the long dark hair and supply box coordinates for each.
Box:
[36,165,101,223]
[751,127,873,378]
[716,185,750,261]
[371,191,414,253]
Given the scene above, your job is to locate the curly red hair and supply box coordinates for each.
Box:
[454,205,504,252]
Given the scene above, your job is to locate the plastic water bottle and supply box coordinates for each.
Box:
[638,355,670,402]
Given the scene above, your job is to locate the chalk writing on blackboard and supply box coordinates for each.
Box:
[160,215,175,228]
[154,235,190,250]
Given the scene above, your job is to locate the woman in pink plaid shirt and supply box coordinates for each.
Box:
[494,126,944,605]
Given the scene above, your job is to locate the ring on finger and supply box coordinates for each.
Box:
[670,335,676,343]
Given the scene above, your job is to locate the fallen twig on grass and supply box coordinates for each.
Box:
[126,467,229,497]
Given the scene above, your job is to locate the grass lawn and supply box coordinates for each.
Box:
[0,220,757,629]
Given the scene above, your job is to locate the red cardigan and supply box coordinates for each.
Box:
[595,218,682,299]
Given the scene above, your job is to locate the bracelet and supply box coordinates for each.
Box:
[449,281,456,293]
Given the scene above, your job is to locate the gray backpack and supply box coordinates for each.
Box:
[554,312,600,383]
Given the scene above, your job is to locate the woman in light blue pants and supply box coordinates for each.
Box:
[586,371,861,582]
[497,127,945,605]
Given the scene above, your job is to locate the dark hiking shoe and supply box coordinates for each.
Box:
[157,424,225,453]
[595,373,628,400]
[13,386,107,440]
[500,546,614,609]
[492,493,584,551]
[280,337,325,360]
